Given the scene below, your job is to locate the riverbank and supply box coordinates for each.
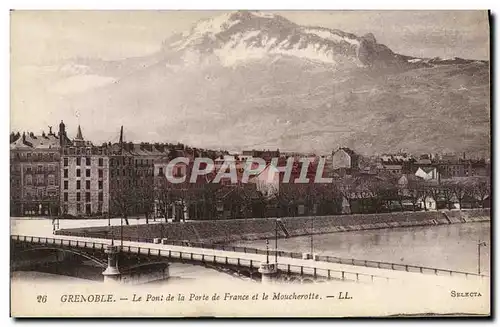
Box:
[54,209,490,243]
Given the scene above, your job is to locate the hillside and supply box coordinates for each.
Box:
[57,10,490,156]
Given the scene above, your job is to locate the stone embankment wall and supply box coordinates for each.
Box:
[56,209,490,244]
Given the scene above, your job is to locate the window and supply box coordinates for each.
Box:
[26,166,32,173]
[77,180,81,190]
[98,181,103,190]
[49,153,54,160]
[86,169,90,177]
[86,157,91,166]
[64,169,68,178]
[48,165,55,172]
[98,169,103,178]
[99,158,103,167]
[86,180,90,190]
[85,192,90,202]
[76,157,81,166]
[76,169,81,177]
[37,165,43,173]
[76,203,81,213]
[36,175,44,185]
[98,192,103,201]
[159,167,164,176]
[25,175,32,185]
[77,193,81,201]
[63,204,68,214]
[64,181,68,190]
[63,192,68,202]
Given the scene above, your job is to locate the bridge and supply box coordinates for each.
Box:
[11,234,488,286]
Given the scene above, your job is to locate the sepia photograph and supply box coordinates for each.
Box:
[9,9,491,317]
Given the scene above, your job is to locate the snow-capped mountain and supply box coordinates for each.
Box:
[53,11,489,156]
[163,11,409,68]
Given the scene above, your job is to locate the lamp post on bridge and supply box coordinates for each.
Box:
[266,239,269,264]
[108,213,114,246]
[120,216,124,249]
[275,218,280,265]
[310,217,314,258]
[478,241,487,275]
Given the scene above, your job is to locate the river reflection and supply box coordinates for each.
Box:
[231,222,491,275]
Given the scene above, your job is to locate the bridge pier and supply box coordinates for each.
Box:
[102,245,121,284]
[258,263,277,284]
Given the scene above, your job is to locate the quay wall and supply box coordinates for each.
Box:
[55,209,491,244]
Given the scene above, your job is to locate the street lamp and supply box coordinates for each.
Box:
[478,241,487,275]
[108,214,114,246]
[266,239,269,264]
[310,217,314,257]
[275,218,280,264]
[120,216,124,249]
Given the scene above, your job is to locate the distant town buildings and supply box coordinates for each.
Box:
[9,124,491,219]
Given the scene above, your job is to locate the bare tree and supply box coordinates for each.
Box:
[448,179,471,210]
[469,177,491,208]
[135,184,155,224]
[337,176,358,214]
[110,185,136,226]
[439,180,455,210]
[405,178,425,211]
[424,181,441,211]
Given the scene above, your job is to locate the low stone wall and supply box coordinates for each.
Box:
[56,208,490,243]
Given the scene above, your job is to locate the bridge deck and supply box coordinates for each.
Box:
[12,234,488,286]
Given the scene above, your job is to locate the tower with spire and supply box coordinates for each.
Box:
[73,124,86,147]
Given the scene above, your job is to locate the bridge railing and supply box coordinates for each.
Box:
[142,238,488,279]
[13,234,489,280]
[12,235,392,283]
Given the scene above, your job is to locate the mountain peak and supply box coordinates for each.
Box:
[166,11,404,67]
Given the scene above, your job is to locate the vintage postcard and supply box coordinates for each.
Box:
[10,10,490,317]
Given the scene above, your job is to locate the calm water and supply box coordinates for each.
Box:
[232,222,491,275]
[11,219,490,284]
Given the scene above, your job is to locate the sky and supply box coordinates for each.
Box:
[10,10,490,136]
[11,10,489,64]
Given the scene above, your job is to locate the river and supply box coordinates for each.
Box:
[231,222,491,275]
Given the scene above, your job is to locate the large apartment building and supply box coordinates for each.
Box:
[59,122,110,217]
[10,129,61,216]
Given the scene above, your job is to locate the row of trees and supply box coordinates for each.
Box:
[110,175,491,223]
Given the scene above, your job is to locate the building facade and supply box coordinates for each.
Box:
[10,130,61,216]
[59,122,110,217]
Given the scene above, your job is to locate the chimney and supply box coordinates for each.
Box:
[59,120,66,148]
[119,126,124,153]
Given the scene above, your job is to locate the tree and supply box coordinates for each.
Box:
[439,181,455,210]
[110,185,136,226]
[469,177,491,208]
[337,176,358,214]
[448,179,471,210]
[154,177,175,222]
[135,184,155,224]
[405,178,425,211]
[424,181,440,211]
